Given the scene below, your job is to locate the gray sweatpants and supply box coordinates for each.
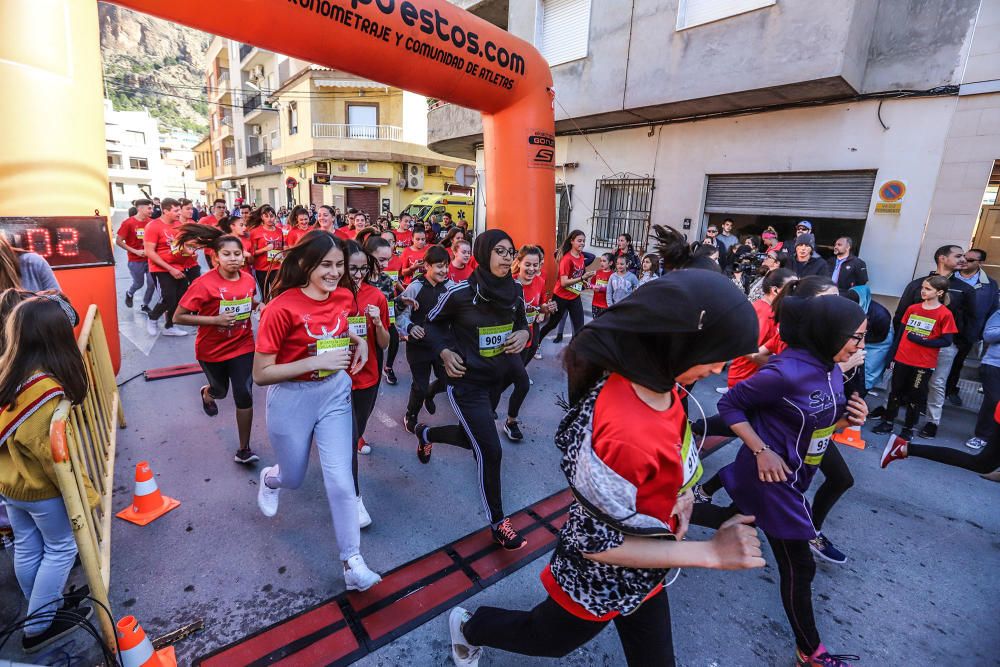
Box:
[265,371,360,561]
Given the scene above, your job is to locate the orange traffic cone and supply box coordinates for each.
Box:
[116,461,180,526]
[116,615,177,667]
[832,425,866,450]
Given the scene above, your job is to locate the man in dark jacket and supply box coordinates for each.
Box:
[945,247,999,405]
[828,237,869,290]
[892,245,976,438]
[790,234,830,278]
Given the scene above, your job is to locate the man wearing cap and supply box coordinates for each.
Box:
[790,234,830,278]
[827,237,869,290]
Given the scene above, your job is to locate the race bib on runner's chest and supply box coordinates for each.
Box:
[312,337,350,378]
[805,425,836,466]
[595,278,608,290]
[385,270,399,283]
[388,301,396,324]
[348,315,367,340]
[478,323,513,357]
[905,314,935,337]
[679,421,704,493]
[135,228,145,240]
[526,309,538,325]
[219,296,252,321]
[566,281,583,295]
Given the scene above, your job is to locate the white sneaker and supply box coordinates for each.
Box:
[257,465,280,517]
[449,607,481,666]
[534,352,543,360]
[146,319,159,336]
[344,554,381,591]
[358,496,372,529]
[162,327,189,337]
[715,387,729,395]
[965,436,987,451]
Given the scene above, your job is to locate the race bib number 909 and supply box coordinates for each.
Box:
[478,323,513,358]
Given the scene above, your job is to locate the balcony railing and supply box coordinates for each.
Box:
[221,115,233,127]
[312,123,403,141]
[246,150,271,168]
[243,92,274,115]
[239,43,254,62]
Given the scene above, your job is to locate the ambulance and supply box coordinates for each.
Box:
[402,193,474,227]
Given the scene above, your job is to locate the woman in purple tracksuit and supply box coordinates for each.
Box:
[693,295,869,667]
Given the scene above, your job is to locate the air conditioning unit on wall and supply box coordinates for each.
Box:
[404,164,424,190]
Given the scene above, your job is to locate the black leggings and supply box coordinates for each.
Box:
[691,504,820,655]
[463,590,675,666]
[884,362,933,428]
[351,383,380,496]
[255,268,277,300]
[909,437,1000,474]
[695,417,853,531]
[521,326,542,368]
[149,267,197,328]
[425,383,505,524]
[386,325,400,369]
[199,352,254,409]
[405,352,444,420]
[537,295,584,341]
[504,364,531,420]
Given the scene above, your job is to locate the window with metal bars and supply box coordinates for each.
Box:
[589,178,655,249]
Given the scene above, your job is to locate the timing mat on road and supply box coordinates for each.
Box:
[195,436,733,666]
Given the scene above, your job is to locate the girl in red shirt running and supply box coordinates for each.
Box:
[536,230,593,344]
[590,253,613,318]
[286,205,313,248]
[248,205,283,298]
[174,226,259,464]
[252,231,381,592]
[448,270,764,666]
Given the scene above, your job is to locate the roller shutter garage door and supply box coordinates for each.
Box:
[705,171,877,219]
[346,187,380,218]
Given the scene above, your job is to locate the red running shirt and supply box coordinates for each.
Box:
[553,253,586,300]
[727,298,777,387]
[590,269,612,309]
[116,216,149,263]
[449,261,474,283]
[256,287,354,382]
[144,219,195,273]
[350,283,390,390]
[250,226,285,272]
[179,269,257,363]
[895,303,958,369]
[520,275,546,331]
[400,245,426,285]
[286,227,311,248]
[394,230,413,250]
[199,215,219,228]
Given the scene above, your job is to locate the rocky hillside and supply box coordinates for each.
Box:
[99,2,211,135]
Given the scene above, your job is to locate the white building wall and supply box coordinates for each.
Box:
[402,91,429,145]
[104,100,163,211]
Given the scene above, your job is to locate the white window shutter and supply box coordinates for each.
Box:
[539,0,592,67]
[677,0,776,30]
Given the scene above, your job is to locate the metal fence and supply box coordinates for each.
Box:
[589,177,655,248]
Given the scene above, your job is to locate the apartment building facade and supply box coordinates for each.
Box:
[104,99,161,211]
[432,0,1000,298]
[268,67,471,217]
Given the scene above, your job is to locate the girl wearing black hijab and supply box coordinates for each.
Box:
[419,230,533,550]
[447,270,767,667]
[692,295,868,667]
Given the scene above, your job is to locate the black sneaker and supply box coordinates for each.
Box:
[918,422,937,439]
[124,293,134,308]
[141,305,152,316]
[384,367,397,385]
[946,392,963,407]
[424,394,436,415]
[416,423,433,464]
[503,420,523,441]
[899,426,914,442]
[403,412,417,434]
[553,334,564,344]
[492,518,527,551]
[869,405,886,420]
[692,484,712,504]
[21,606,93,654]
[234,448,260,464]
[872,420,894,435]
[61,584,90,610]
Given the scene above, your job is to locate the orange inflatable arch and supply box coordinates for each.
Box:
[116,0,556,268]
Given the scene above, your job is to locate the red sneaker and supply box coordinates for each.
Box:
[880,434,908,469]
[357,437,371,455]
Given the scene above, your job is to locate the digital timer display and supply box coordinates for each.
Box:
[0,217,114,269]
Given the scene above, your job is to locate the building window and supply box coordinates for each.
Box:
[107,153,123,169]
[537,0,592,67]
[358,162,369,175]
[589,177,655,249]
[215,149,221,167]
[125,130,145,144]
[676,0,776,30]
[129,157,149,170]
[288,102,298,135]
[114,182,126,195]
[270,129,280,149]
[347,104,378,138]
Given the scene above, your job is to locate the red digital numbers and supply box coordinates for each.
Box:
[57,227,79,257]
[25,228,52,258]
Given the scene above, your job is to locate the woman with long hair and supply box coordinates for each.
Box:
[415,230,533,550]
[692,294,868,666]
[252,231,381,591]
[248,204,283,298]
[447,270,764,666]
[365,234,403,386]
[174,225,259,464]
[612,232,641,276]
[536,230,593,344]
[0,234,59,293]
[0,293,96,651]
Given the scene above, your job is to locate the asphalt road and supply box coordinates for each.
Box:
[1,245,998,666]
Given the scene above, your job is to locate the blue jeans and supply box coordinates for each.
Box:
[0,495,78,636]
[126,260,156,307]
